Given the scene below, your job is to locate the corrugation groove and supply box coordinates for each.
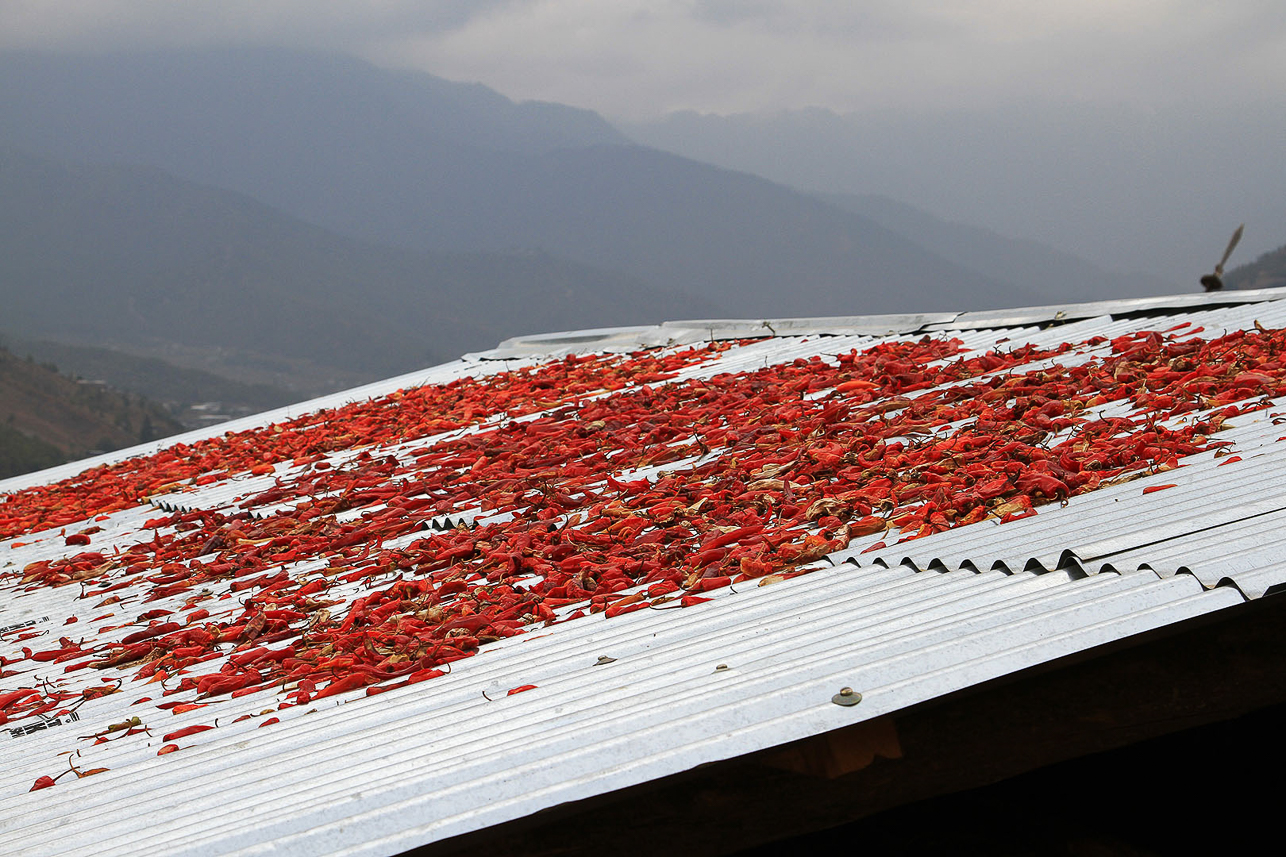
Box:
[844,436,1286,575]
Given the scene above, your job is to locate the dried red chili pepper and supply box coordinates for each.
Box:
[162,724,213,742]
[9,323,1286,754]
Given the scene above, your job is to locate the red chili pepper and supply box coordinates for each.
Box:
[604,595,648,618]
[120,623,181,646]
[0,689,39,709]
[313,674,372,699]
[162,724,213,742]
[686,575,732,594]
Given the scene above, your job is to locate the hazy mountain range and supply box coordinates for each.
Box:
[621,106,1284,287]
[0,145,712,391]
[0,48,1119,325]
[815,193,1174,304]
[1,334,297,427]
[0,47,1249,424]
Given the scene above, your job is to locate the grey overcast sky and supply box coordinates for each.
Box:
[3,1,1284,121]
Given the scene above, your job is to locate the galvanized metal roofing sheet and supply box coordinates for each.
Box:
[3,288,1286,857]
[836,393,1286,595]
[0,567,1242,857]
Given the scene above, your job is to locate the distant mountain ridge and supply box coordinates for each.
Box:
[1227,243,1286,291]
[0,49,627,159]
[817,193,1170,304]
[0,146,717,390]
[618,105,1282,288]
[0,48,1042,318]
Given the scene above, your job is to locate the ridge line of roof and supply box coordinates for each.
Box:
[476,287,1286,359]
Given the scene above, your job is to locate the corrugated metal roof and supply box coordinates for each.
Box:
[3,288,1286,856]
[2,568,1241,857]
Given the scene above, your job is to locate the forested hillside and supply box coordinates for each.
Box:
[1227,243,1286,291]
[0,346,183,478]
[0,336,295,427]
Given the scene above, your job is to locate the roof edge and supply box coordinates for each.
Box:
[475,288,1286,359]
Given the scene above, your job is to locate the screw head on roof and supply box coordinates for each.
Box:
[714,663,729,672]
[832,687,862,706]
[594,655,616,666]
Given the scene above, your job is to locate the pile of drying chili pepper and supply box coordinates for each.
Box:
[0,346,719,542]
[4,321,1285,737]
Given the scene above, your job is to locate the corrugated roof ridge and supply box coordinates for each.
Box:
[477,287,1286,359]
